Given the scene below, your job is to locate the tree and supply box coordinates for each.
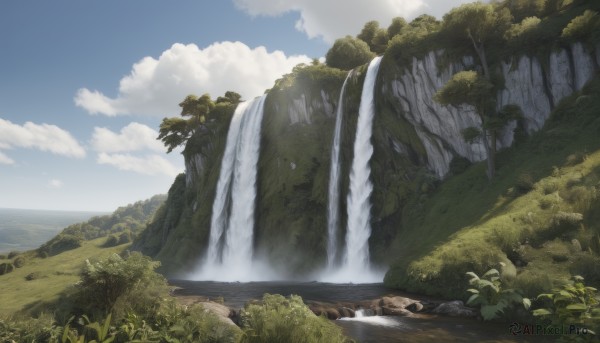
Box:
[216,91,242,105]
[437,3,513,179]
[158,93,222,153]
[435,71,522,179]
[441,2,512,79]
[371,29,390,54]
[387,17,408,38]
[357,20,380,47]
[325,36,375,70]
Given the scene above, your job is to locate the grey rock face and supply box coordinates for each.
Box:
[383,43,598,178]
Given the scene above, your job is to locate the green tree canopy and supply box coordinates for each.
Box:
[434,70,494,112]
[325,36,375,70]
[158,92,239,153]
[441,2,512,77]
[387,17,408,38]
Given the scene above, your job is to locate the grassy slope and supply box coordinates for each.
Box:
[0,238,129,315]
[384,75,600,299]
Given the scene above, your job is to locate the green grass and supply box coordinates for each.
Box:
[385,75,600,299]
[0,238,129,315]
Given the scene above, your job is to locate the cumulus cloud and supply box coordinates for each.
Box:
[233,0,474,43]
[75,42,311,117]
[0,118,86,163]
[48,179,64,189]
[90,122,180,176]
[0,151,14,165]
[97,152,180,177]
[91,122,164,153]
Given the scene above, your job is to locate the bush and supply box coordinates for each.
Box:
[7,251,20,259]
[75,252,168,317]
[325,36,375,70]
[0,262,14,276]
[515,173,535,194]
[240,294,349,343]
[561,10,600,41]
[103,235,119,248]
[38,234,83,257]
[13,256,25,268]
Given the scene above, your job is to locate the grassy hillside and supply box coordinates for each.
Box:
[385,75,600,299]
[0,238,129,315]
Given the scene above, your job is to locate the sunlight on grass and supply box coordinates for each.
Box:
[0,238,129,315]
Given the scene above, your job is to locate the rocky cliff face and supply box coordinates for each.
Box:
[380,42,599,178]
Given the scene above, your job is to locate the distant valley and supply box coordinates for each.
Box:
[0,208,107,253]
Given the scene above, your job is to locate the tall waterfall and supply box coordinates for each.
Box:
[322,56,383,283]
[326,71,352,268]
[195,95,268,281]
[344,56,381,273]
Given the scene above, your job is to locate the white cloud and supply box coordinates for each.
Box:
[233,0,475,43]
[48,179,63,189]
[0,118,86,162]
[97,152,181,177]
[0,151,14,165]
[91,122,164,153]
[75,42,311,117]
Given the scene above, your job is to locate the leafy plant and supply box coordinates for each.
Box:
[533,275,600,332]
[240,294,350,343]
[466,266,531,320]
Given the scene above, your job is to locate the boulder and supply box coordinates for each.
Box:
[432,300,477,317]
[382,306,412,316]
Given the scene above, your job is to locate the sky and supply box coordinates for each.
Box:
[0,0,474,212]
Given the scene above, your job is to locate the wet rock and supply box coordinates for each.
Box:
[406,302,424,312]
[382,306,413,316]
[432,300,477,317]
[338,307,355,318]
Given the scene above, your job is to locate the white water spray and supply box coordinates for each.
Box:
[194,95,273,281]
[326,71,352,268]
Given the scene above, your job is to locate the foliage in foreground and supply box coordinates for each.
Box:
[533,275,600,333]
[240,294,350,343]
[466,265,531,320]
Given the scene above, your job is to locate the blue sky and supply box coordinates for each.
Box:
[0,0,472,211]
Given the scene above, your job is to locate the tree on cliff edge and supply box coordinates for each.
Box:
[436,2,514,180]
[158,92,241,153]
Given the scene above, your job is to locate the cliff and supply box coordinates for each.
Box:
[133,40,599,280]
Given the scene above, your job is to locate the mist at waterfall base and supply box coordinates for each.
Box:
[188,57,385,283]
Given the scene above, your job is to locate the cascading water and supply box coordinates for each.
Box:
[326,71,352,268]
[344,56,382,274]
[322,56,383,283]
[194,95,271,281]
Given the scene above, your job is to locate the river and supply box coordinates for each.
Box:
[170,280,546,342]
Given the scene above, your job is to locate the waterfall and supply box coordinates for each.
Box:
[195,95,268,281]
[344,56,382,272]
[326,71,352,268]
[321,56,383,283]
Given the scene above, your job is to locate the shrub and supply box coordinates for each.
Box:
[240,294,349,343]
[561,10,600,41]
[465,266,531,320]
[0,262,14,276]
[7,251,20,259]
[13,256,25,268]
[38,234,83,257]
[75,252,168,317]
[515,173,535,194]
[533,275,600,332]
[325,36,375,70]
[103,235,119,248]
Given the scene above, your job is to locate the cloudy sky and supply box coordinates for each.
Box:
[1,0,473,211]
